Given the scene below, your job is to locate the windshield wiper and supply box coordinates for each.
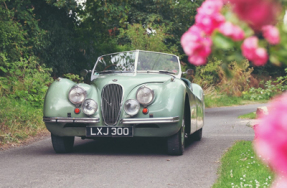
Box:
[159,70,175,75]
[99,70,116,74]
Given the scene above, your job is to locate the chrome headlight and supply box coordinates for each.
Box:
[68,85,87,104]
[124,99,140,116]
[82,99,98,116]
[136,86,154,106]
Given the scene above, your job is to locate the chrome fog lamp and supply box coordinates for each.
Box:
[136,86,154,106]
[68,85,87,104]
[82,99,98,116]
[124,99,140,116]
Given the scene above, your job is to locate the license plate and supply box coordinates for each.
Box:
[86,127,133,137]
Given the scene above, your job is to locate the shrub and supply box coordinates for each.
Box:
[63,73,83,83]
[192,58,254,96]
[242,69,287,100]
[192,58,222,89]
[0,97,45,145]
[217,60,254,96]
[117,23,178,55]
[0,54,52,107]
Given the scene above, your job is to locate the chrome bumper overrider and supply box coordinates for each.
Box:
[121,116,179,124]
[43,117,100,123]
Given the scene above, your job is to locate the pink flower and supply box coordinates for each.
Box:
[181,26,205,56]
[181,25,212,66]
[241,37,268,66]
[262,25,280,45]
[254,93,287,177]
[197,0,223,16]
[252,48,268,66]
[241,36,258,60]
[227,0,280,31]
[195,13,225,35]
[253,124,259,140]
[271,176,287,188]
[188,55,207,66]
[218,22,245,41]
[195,0,225,35]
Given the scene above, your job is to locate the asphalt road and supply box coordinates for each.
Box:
[0,103,266,188]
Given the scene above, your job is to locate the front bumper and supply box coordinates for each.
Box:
[43,116,179,124]
[121,116,179,124]
[43,117,100,123]
[43,116,181,137]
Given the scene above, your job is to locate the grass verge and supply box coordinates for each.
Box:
[238,112,256,119]
[213,141,274,188]
[205,94,267,108]
[205,94,243,108]
[0,97,47,148]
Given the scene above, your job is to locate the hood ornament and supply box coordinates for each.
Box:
[112,79,118,82]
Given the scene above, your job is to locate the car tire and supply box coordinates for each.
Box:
[192,128,203,141]
[51,134,74,153]
[167,120,185,155]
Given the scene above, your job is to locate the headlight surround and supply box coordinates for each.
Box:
[124,99,140,116]
[136,86,154,106]
[82,99,98,116]
[68,85,87,105]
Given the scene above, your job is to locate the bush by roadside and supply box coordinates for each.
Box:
[0,97,47,147]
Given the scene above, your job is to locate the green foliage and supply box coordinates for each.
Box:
[63,73,83,83]
[0,54,52,107]
[218,60,254,96]
[0,97,46,145]
[32,0,86,75]
[192,58,222,89]
[243,68,287,100]
[238,112,256,119]
[213,141,274,188]
[192,58,253,97]
[124,0,204,56]
[118,23,178,54]
[204,94,243,108]
[0,0,46,62]
[213,32,235,50]
[77,0,203,63]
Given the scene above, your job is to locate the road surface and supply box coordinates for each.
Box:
[0,104,266,188]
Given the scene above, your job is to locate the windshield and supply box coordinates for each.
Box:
[95,51,136,73]
[94,50,180,75]
[137,51,179,74]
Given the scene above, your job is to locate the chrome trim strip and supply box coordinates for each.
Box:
[43,117,100,123]
[121,116,179,124]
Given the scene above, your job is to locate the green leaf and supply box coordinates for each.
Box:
[213,32,235,50]
[0,67,7,73]
[270,55,281,66]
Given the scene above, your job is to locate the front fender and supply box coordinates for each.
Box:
[43,78,100,119]
[120,78,186,135]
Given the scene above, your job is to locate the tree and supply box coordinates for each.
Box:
[76,0,204,64]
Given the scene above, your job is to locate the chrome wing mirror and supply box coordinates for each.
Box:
[80,69,91,77]
[183,69,194,75]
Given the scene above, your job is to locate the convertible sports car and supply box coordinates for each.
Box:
[43,50,204,155]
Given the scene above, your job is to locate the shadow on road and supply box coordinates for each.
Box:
[55,136,202,156]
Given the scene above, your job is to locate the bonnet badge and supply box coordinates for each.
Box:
[112,79,118,82]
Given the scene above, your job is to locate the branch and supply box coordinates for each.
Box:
[3,1,8,10]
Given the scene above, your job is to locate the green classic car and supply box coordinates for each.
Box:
[43,50,204,155]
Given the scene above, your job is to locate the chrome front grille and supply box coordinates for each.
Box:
[101,84,123,126]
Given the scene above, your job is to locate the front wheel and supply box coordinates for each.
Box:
[167,120,185,155]
[51,134,74,153]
